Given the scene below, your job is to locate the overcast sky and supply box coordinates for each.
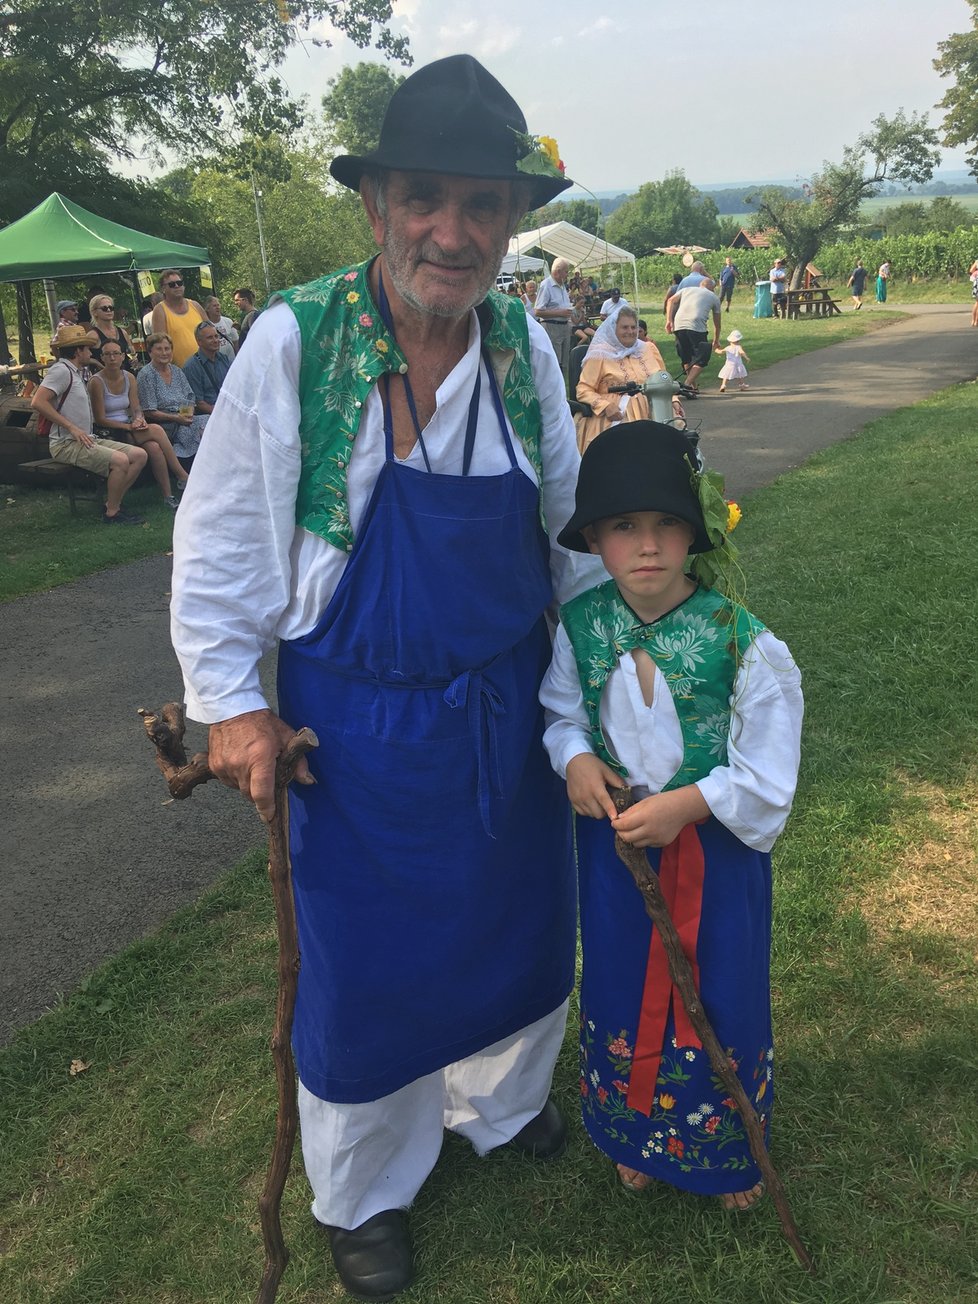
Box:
[280,0,975,192]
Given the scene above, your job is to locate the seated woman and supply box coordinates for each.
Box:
[136,332,208,473]
[89,341,190,508]
[574,307,684,454]
[571,295,595,346]
[88,293,137,370]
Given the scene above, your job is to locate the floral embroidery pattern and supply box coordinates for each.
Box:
[580,1006,772,1177]
[560,583,765,784]
[279,263,547,552]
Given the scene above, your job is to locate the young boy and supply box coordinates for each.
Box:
[540,422,803,1210]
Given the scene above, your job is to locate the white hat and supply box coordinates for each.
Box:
[726,329,743,342]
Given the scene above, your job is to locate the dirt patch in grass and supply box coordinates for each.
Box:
[859,773,978,968]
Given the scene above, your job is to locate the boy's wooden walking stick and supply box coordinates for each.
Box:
[139,703,318,1304]
[610,787,816,1275]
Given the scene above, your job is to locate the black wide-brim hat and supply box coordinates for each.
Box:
[558,422,712,554]
[330,54,573,209]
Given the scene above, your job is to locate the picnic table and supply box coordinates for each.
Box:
[785,286,841,319]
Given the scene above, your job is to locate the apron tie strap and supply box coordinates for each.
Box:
[625,821,706,1116]
[444,670,506,839]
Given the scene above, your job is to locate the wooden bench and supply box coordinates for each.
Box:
[785,288,842,320]
[17,459,102,515]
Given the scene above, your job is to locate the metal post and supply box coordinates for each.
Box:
[251,171,272,297]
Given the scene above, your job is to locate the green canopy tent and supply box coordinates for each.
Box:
[0,192,210,363]
[0,192,209,282]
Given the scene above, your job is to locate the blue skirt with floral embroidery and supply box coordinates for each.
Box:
[577,813,773,1195]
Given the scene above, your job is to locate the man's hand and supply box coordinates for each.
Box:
[207,708,314,821]
[70,425,95,447]
[611,785,709,849]
[566,753,621,820]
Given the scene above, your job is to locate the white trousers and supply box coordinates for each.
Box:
[298,999,570,1230]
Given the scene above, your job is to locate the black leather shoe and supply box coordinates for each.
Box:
[508,1098,567,1161]
[325,1209,413,1301]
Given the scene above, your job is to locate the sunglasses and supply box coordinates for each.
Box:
[98,304,115,311]
[165,280,184,288]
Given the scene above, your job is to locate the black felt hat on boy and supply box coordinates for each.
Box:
[558,422,711,554]
[329,54,573,209]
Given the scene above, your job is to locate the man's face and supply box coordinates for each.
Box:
[552,262,569,285]
[61,304,78,323]
[611,289,620,301]
[197,325,221,357]
[233,293,249,313]
[74,345,92,366]
[162,274,185,301]
[364,171,519,319]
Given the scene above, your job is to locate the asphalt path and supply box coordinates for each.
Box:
[2,302,974,1045]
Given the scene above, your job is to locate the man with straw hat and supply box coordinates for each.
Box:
[171,54,602,1298]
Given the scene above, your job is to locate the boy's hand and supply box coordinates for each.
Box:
[565,753,621,820]
[612,785,709,849]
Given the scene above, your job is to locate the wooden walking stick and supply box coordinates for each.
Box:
[139,703,318,1304]
[610,787,816,1275]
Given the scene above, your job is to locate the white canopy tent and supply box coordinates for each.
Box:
[506,220,639,308]
[498,251,546,277]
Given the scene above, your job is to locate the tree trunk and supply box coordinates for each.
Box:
[0,295,13,365]
[15,282,35,363]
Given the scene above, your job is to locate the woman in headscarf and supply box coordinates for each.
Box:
[574,306,683,454]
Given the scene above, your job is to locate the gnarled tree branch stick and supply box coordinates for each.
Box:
[139,703,319,1303]
[611,787,815,1275]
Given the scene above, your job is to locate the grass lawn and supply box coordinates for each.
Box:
[0,481,177,602]
[2,380,977,1302]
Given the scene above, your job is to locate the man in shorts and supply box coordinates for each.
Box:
[769,257,788,318]
[665,278,722,393]
[31,324,147,524]
[847,259,868,310]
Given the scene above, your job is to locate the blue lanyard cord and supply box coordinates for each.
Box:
[375,263,517,477]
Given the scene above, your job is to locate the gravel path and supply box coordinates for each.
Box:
[2,302,974,1045]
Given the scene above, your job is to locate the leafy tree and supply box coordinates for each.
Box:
[0,0,409,223]
[519,198,602,234]
[604,172,719,256]
[749,111,940,285]
[320,61,405,156]
[880,200,930,237]
[927,195,975,231]
[935,5,978,179]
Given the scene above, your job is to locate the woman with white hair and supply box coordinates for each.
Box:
[574,307,683,453]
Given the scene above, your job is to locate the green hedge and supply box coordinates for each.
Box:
[634,229,978,293]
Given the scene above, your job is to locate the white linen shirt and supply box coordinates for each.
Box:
[171,300,604,724]
[540,624,803,852]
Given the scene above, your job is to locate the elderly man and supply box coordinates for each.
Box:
[181,321,232,413]
[171,55,600,1300]
[676,260,708,290]
[665,276,722,393]
[151,270,206,365]
[31,325,146,524]
[769,257,788,318]
[55,299,79,329]
[533,255,574,378]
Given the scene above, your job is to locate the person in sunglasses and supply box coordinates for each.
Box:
[88,294,136,370]
[150,270,206,366]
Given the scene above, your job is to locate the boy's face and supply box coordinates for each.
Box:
[584,510,695,622]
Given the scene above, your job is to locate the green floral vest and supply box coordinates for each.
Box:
[276,261,546,550]
[559,582,766,785]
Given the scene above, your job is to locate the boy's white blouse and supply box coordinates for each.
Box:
[540,625,803,852]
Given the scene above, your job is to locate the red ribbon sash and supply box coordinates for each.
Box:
[625,822,706,1116]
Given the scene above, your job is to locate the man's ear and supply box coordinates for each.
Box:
[359,177,386,248]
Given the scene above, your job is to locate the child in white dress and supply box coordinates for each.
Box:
[715,329,750,392]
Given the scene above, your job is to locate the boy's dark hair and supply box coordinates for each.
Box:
[638,319,648,332]
[57,344,84,359]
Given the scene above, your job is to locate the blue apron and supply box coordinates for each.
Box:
[277,331,575,1104]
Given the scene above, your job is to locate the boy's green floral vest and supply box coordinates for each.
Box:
[559,582,766,785]
[276,261,546,550]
